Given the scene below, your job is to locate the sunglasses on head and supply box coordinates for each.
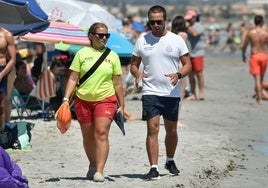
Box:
[149,20,164,25]
[92,33,111,39]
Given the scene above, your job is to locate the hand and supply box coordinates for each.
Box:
[164,73,180,86]
[186,21,190,28]
[242,55,248,63]
[135,72,147,88]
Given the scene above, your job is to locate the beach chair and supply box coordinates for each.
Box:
[11,87,43,119]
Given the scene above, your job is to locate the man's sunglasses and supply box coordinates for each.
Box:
[92,33,111,39]
[149,20,164,25]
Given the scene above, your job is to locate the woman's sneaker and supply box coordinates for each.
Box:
[144,167,160,180]
[165,160,180,175]
[93,172,105,182]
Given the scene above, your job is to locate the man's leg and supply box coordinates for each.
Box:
[5,67,16,123]
[0,93,6,131]
[146,115,160,166]
[254,75,262,104]
[164,118,180,175]
[164,119,178,158]
[187,72,197,100]
[197,70,205,100]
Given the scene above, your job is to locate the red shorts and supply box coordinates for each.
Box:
[191,56,204,72]
[249,53,268,76]
[74,95,117,124]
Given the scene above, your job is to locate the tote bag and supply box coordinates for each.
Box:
[36,70,56,99]
[36,51,56,99]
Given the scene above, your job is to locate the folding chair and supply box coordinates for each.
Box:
[11,87,43,119]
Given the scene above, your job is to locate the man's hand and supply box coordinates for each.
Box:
[164,73,180,86]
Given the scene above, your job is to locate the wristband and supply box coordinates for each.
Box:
[62,97,69,102]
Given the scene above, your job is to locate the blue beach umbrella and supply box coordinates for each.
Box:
[0,0,50,36]
[55,30,134,57]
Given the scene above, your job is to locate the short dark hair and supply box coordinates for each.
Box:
[254,15,263,26]
[171,15,186,34]
[148,5,166,21]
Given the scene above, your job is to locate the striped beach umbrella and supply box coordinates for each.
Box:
[21,21,89,46]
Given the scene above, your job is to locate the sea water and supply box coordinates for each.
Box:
[254,135,268,156]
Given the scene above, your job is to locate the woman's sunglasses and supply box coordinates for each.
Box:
[92,33,111,39]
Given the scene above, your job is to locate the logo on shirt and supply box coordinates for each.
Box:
[166,45,172,52]
[105,58,111,63]
[105,110,111,115]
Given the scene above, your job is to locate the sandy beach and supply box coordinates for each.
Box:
[8,51,268,188]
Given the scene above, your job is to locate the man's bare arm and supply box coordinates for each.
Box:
[242,30,250,63]
[0,31,16,80]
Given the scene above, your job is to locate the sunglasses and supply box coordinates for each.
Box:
[149,20,164,25]
[92,33,111,39]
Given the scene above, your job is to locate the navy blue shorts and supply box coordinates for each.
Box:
[141,95,180,121]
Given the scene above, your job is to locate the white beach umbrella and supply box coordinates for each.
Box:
[36,0,116,30]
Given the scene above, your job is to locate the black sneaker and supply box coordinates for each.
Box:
[144,167,160,180]
[165,161,180,175]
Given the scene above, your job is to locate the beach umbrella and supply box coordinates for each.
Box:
[20,21,89,46]
[55,30,134,57]
[36,0,116,30]
[0,0,50,36]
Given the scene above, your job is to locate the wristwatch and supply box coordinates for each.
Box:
[177,72,182,79]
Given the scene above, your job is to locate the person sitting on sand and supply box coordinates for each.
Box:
[14,61,38,106]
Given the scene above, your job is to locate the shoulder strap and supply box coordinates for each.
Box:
[78,47,111,87]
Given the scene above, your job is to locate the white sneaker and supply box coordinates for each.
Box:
[93,172,105,182]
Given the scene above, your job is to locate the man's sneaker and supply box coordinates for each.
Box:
[144,167,160,180]
[93,172,105,182]
[165,160,180,175]
[86,166,96,180]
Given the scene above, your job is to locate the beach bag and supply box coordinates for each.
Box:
[0,122,35,149]
[36,50,57,100]
[36,70,56,99]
